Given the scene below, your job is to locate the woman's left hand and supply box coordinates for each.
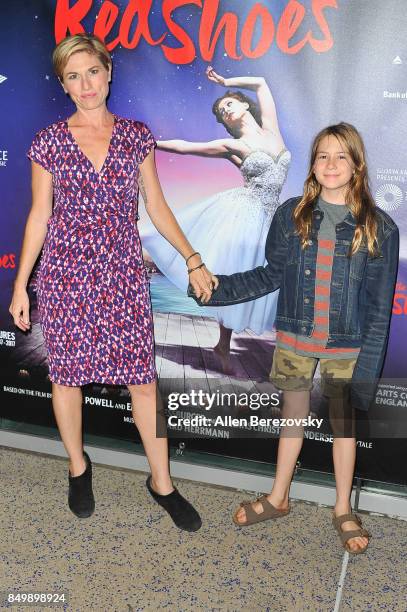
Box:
[189,265,219,303]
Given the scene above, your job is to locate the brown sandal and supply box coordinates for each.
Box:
[232,495,290,526]
[332,512,370,555]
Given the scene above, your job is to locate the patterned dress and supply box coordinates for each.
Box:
[27,114,157,386]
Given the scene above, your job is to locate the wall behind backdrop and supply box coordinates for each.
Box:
[1,0,406,484]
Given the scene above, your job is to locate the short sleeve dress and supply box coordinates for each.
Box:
[27,115,157,386]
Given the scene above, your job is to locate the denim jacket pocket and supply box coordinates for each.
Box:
[286,234,302,265]
[349,247,369,280]
[334,239,352,257]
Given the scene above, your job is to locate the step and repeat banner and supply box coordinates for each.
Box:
[1,1,406,484]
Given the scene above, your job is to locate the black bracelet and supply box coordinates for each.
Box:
[187,262,205,274]
[185,251,200,265]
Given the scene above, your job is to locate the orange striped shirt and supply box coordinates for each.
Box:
[276,200,360,360]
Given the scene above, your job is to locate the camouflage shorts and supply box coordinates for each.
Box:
[270,346,356,398]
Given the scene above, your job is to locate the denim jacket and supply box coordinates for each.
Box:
[189,197,399,410]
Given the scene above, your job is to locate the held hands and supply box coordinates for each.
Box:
[186,252,219,303]
[9,285,31,332]
[206,66,226,86]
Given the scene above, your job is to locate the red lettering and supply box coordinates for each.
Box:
[94,1,120,48]
[0,254,16,269]
[277,0,306,54]
[277,0,337,54]
[241,4,274,59]
[53,0,337,63]
[393,293,407,315]
[161,0,200,63]
[199,0,242,61]
[54,0,90,43]
[119,0,164,49]
[310,0,337,52]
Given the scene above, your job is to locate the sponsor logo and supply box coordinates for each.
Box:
[383,90,407,99]
[392,56,402,65]
[375,184,404,211]
[0,150,8,167]
[377,167,407,184]
[0,253,15,268]
[0,74,7,84]
[393,283,407,316]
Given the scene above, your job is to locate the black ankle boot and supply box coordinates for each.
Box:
[146,475,202,532]
[68,451,95,518]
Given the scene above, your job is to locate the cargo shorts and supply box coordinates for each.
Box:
[270,346,356,398]
[270,346,357,436]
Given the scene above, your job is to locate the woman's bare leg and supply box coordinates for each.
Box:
[51,383,86,476]
[214,324,233,373]
[234,390,310,523]
[127,380,173,495]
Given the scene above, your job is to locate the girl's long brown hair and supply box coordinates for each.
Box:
[294,123,378,256]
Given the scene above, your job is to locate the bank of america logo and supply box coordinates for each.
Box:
[0,75,7,84]
[393,56,402,65]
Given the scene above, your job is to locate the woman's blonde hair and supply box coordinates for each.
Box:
[52,33,111,81]
[294,122,378,256]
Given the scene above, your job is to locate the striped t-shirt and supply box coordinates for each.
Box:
[276,198,361,359]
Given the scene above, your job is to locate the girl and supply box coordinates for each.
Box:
[141,66,290,373]
[191,123,399,553]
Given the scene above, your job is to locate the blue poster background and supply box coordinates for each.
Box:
[1,0,406,484]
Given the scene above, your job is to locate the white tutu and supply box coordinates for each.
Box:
[141,149,291,334]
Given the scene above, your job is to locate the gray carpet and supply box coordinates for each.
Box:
[1,447,406,611]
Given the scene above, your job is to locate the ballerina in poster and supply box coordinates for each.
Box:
[141,67,290,372]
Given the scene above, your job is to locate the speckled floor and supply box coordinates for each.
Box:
[0,447,406,612]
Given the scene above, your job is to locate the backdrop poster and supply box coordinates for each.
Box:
[1,1,406,484]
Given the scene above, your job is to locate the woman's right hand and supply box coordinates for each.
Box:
[9,285,31,331]
[206,66,226,86]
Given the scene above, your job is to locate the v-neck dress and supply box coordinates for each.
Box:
[27,114,157,386]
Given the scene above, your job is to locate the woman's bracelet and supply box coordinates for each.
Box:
[187,262,206,274]
[185,251,200,265]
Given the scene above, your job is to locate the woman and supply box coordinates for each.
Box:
[9,33,217,531]
[141,67,291,373]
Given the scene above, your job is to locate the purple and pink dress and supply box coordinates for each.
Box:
[27,114,157,386]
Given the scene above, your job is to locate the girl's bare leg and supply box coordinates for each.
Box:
[214,324,233,373]
[234,390,310,523]
[52,383,86,476]
[127,380,173,495]
[333,435,369,552]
